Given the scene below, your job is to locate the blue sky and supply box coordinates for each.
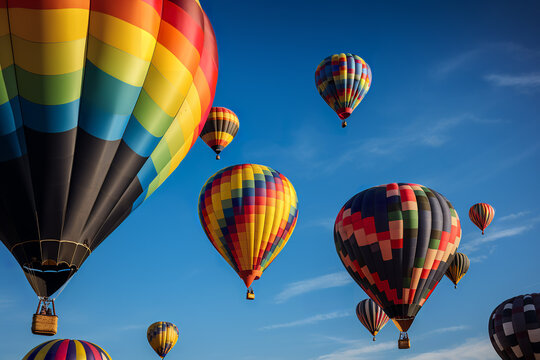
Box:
[2,0,540,358]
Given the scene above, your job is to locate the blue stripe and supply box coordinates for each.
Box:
[78,61,142,141]
[0,97,22,135]
[137,160,158,191]
[0,127,26,161]
[20,97,79,133]
[122,115,160,157]
[132,188,148,210]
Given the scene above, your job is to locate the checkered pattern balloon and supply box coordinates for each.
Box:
[200,107,239,159]
[334,183,461,332]
[22,339,111,360]
[147,321,179,359]
[356,299,390,340]
[445,252,470,288]
[488,293,540,359]
[469,203,495,235]
[315,53,371,126]
[198,164,299,289]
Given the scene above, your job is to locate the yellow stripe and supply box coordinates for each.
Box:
[143,64,190,118]
[9,8,89,42]
[86,36,150,86]
[11,36,85,75]
[0,34,13,69]
[0,8,8,37]
[151,42,193,95]
[89,12,155,61]
[33,340,62,360]
[73,340,86,360]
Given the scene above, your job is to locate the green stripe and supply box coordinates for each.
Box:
[16,66,82,105]
[1,66,18,104]
[150,140,172,174]
[133,89,174,137]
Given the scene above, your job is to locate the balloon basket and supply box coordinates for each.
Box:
[246,289,255,300]
[32,314,58,336]
[398,333,410,349]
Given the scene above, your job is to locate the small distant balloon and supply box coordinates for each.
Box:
[356,299,390,341]
[469,203,495,235]
[147,322,179,359]
[200,107,240,160]
[445,252,470,288]
[315,53,372,127]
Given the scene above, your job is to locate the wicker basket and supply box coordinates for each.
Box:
[246,292,255,300]
[398,338,410,349]
[32,314,58,336]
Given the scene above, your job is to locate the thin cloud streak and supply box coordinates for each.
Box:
[460,225,530,253]
[485,73,540,88]
[400,337,497,360]
[274,272,352,304]
[499,211,530,221]
[260,311,349,331]
[314,340,395,360]
[428,325,469,335]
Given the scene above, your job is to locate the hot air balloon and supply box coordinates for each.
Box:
[334,183,461,349]
[445,252,469,288]
[315,53,372,127]
[147,322,179,359]
[469,203,495,235]
[356,298,390,341]
[199,107,239,160]
[0,0,218,335]
[198,164,299,300]
[488,293,540,360]
[22,339,111,360]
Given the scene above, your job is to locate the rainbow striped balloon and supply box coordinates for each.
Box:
[469,203,495,235]
[315,53,372,127]
[199,107,239,160]
[198,164,299,291]
[356,299,390,341]
[23,339,111,360]
[0,0,218,298]
[147,321,179,358]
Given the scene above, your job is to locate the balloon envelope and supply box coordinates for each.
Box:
[0,0,218,298]
[22,339,111,360]
[147,321,179,358]
[198,164,299,289]
[469,203,495,235]
[334,183,461,332]
[315,53,371,126]
[199,107,239,159]
[488,293,540,360]
[356,298,390,340]
[444,252,470,288]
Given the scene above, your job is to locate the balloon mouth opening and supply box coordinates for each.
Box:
[392,316,415,332]
[338,109,352,120]
[239,269,263,288]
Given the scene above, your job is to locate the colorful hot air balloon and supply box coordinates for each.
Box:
[199,107,239,159]
[445,252,470,288]
[198,164,299,299]
[147,322,179,359]
[356,299,390,341]
[469,203,495,235]
[22,339,111,360]
[315,53,372,127]
[0,0,218,334]
[488,293,540,360]
[334,183,462,349]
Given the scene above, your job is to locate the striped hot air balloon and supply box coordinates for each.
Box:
[488,293,540,360]
[445,252,470,288]
[0,0,218,329]
[147,322,179,359]
[199,107,239,160]
[334,183,461,349]
[22,339,111,360]
[315,53,372,127]
[356,299,390,341]
[469,203,495,235]
[198,164,299,299]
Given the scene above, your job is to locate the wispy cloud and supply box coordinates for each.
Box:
[314,340,395,360]
[118,324,146,331]
[400,337,497,360]
[0,297,13,309]
[499,211,530,221]
[301,217,335,230]
[260,311,349,331]
[275,272,352,304]
[484,73,540,88]
[460,225,530,253]
[426,325,469,335]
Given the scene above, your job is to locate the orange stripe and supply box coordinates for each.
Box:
[157,21,200,75]
[91,0,161,37]
[7,0,89,9]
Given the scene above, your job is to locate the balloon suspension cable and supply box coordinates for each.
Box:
[482,230,484,235]
[341,120,347,128]
[216,154,220,160]
[373,336,376,341]
[454,284,457,289]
